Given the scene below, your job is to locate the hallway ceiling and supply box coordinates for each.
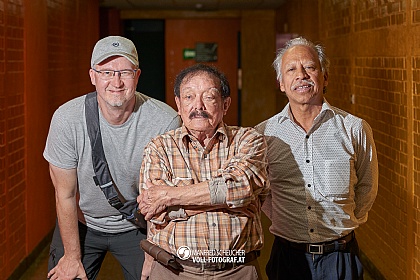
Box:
[99,0,286,11]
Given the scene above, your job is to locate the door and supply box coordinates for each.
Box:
[124,19,166,102]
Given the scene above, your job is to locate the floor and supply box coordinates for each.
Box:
[17,244,376,280]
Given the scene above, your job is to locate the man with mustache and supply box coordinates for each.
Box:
[255,37,378,279]
[138,64,270,279]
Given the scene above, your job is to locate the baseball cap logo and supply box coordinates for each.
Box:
[176,246,191,260]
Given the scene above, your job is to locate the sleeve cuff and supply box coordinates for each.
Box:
[167,206,189,221]
[208,177,227,205]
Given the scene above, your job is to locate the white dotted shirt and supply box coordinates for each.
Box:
[255,100,378,243]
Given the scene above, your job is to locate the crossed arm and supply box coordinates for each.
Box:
[137,130,269,223]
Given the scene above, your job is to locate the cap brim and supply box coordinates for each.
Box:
[91,53,138,67]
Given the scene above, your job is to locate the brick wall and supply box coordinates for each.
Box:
[353,56,408,279]
[2,0,98,278]
[409,1,420,277]
[0,0,26,276]
[412,55,420,280]
[279,0,419,279]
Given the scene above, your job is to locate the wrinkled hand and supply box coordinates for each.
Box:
[47,255,87,280]
[139,180,173,221]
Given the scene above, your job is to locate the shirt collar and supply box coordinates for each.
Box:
[275,98,335,124]
[180,122,228,148]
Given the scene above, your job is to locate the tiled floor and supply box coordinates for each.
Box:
[17,244,376,280]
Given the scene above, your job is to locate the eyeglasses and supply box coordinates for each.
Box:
[92,68,138,80]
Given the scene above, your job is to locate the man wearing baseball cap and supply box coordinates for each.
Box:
[44,36,181,280]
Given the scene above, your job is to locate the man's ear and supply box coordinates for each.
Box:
[89,69,96,86]
[279,79,286,92]
[175,96,181,115]
[223,97,231,115]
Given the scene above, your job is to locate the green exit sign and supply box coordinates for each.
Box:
[183,49,196,60]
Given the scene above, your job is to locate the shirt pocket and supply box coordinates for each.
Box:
[320,159,353,197]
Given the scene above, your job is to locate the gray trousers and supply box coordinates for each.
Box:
[48,221,145,280]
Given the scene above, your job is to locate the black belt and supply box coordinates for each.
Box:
[277,231,355,254]
[176,250,260,271]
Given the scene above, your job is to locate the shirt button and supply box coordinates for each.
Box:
[306,160,310,163]
[310,229,314,233]
[306,135,309,139]
[308,206,312,210]
[212,223,216,227]
[307,184,311,187]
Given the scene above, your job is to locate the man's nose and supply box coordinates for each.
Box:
[296,65,309,79]
[110,72,123,86]
[193,96,205,109]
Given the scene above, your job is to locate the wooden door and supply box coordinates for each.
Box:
[165,19,240,125]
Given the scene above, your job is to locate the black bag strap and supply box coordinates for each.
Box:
[85,92,126,210]
[84,92,146,230]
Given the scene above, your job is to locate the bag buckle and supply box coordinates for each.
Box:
[308,244,324,254]
[108,195,124,209]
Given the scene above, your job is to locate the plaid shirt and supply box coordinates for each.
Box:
[139,123,269,255]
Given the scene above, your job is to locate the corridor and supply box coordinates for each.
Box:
[3,1,419,279]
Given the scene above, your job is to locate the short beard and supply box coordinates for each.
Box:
[108,100,124,107]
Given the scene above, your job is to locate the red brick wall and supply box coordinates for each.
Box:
[0,0,27,276]
[1,0,99,278]
[278,0,419,279]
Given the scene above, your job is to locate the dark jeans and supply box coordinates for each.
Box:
[48,221,145,280]
[266,235,363,280]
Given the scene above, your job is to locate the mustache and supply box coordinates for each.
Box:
[189,110,210,119]
[291,80,315,90]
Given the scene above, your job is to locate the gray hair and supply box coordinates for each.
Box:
[273,37,330,81]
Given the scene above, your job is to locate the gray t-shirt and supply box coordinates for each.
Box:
[43,92,181,233]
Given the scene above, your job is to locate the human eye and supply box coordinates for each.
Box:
[182,93,193,100]
[304,62,319,71]
[101,70,114,77]
[286,66,295,72]
[203,93,215,102]
[120,70,133,77]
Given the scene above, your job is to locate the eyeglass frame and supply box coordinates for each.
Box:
[91,68,139,80]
